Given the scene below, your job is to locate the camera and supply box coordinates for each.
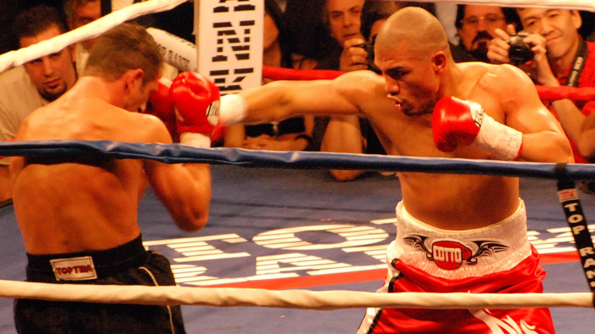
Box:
[357,37,381,74]
[507,31,534,66]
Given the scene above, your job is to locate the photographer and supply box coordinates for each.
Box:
[488,8,595,167]
[454,5,520,63]
[318,6,389,181]
[306,0,387,182]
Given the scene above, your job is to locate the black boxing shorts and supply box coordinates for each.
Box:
[14,234,186,334]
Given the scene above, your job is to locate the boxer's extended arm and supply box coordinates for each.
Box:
[142,116,211,232]
[222,72,367,126]
[494,65,573,163]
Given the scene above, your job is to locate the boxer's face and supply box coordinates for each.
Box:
[325,0,365,46]
[21,25,77,102]
[376,42,438,117]
[125,69,162,113]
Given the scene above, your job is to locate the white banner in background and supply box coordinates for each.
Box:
[196,0,264,94]
[148,28,198,72]
[391,0,595,11]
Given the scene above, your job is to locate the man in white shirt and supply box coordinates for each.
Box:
[0,5,77,202]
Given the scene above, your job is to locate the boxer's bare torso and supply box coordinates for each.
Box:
[11,76,210,255]
[239,61,571,230]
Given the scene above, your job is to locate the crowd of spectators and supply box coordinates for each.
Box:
[0,0,595,199]
[222,0,317,151]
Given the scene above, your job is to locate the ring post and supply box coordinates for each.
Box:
[555,162,595,306]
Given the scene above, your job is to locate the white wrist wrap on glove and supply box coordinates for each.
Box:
[473,113,523,161]
[180,132,211,148]
[219,94,248,126]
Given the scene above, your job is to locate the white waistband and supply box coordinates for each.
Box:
[388,200,532,279]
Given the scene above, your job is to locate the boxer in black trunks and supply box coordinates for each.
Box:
[10,23,216,334]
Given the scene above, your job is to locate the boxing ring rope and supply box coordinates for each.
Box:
[0,279,593,309]
[2,140,595,179]
[2,0,595,314]
[0,0,188,73]
[392,0,595,11]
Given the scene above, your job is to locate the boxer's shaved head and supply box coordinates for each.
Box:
[375,7,450,60]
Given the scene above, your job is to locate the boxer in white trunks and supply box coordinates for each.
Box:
[175,7,573,334]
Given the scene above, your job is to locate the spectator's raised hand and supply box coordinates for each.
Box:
[339,37,368,72]
[522,33,557,86]
[487,25,516,64]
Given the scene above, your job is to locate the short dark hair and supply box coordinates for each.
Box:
[361,10,391,41]
[12,5,69,42]
[455,5,521,30]
[83,23,163,85]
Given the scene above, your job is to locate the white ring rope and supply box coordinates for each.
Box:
[0,0,188,73]
[0,280,591,309]
[392,0,595,11]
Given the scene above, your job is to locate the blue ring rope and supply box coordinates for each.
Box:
[1,140,594,180]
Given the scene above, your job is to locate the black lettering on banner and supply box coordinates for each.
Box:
[212,22,253,62]
[163,48,190,69]
[210,1,257,94]
[556,167,595,294]
[209,68,254,94]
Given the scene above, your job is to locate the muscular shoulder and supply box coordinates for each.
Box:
[477,64,533,99]
[84,101,172,144]
[133,113,173,144]
[332,71,384,101]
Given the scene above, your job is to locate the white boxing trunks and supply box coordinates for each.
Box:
[391,200,533,279]
[357,200,555,334]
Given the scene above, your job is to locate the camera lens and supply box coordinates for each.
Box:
[507,32,534,66]
[358,42,380,74]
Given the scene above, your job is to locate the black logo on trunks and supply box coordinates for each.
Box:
[403,235,509,270]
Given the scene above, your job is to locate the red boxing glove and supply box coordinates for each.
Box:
[170,71,220,147]
[145,78,179,142]
[433,96,523,161]
[432,96,482,152]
